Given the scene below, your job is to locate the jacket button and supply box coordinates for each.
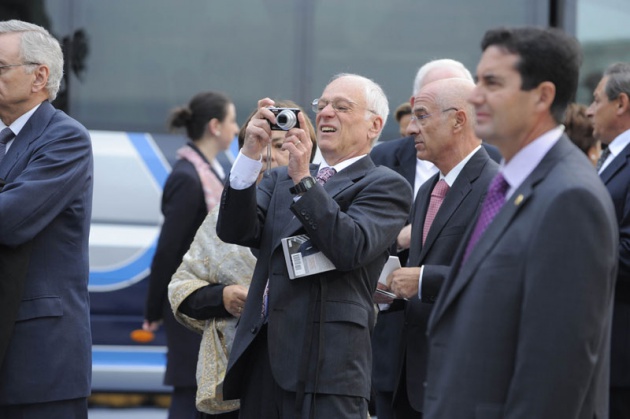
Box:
[250,326,258,334]
[300,209,307,215]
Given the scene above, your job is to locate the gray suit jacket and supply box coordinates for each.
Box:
[424,136,618,419]
[399,147,498,412]
[217,156,412,400]
[0,101,93,404]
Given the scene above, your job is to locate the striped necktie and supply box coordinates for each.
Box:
[0,127,15,165]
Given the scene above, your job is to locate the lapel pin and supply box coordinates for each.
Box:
[514,194,524,206]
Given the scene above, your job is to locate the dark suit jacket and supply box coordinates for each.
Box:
[368,139,501,394]
[424,136,618,419]
[217,156,412,400]
[369,137,417,394]
[599,140,630,388]
[398,147,498,412]
[144,143,227,386]
[0,101,94,404]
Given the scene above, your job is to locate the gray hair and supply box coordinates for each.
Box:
[413,59,473,96]
[604,62,630,102]
[0,20,64,101]
[331,73,389,142]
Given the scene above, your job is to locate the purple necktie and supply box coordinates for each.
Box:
[261,167,338,319]
[0,127,15,165]
[316,166,336,185]
[422,179,450,245]
[462,172,509,263]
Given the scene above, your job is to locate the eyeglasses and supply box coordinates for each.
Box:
[312,98,376,115]
[410,107,459,125]
[0,62,40,75]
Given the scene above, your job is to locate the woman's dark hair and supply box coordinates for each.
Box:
[564,103,596,154]
[168,91,232,140]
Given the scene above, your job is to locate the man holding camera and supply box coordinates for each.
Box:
[217,73,412,418]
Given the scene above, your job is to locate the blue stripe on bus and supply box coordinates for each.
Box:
[93,348,166,367]
[89,133,170,288]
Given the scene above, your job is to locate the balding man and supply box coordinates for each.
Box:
[385,78,498,418]
[369,59,499,419]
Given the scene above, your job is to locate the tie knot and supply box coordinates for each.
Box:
[488,172,509,197]
[316,166,336,185]
[0,128,14,145]
[431,179,450,198]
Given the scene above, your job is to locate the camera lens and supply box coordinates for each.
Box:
[276,109,297,130]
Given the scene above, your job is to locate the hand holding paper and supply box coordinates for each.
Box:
[373,256,402,304]
[387,266,422,300]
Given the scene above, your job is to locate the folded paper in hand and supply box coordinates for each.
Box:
[281,234,336,279]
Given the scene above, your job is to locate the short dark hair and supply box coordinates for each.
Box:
[603,62,630,102]
[168,91,232,140]
[394,102,412,123]
[481,27,582,123]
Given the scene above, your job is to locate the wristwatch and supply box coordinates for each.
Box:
[289,176,316,195]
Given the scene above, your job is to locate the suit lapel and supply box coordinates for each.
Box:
[275,157,373,245]
[407,176,436,267]
[600,142,630,185]
[419,149,492,260]
[430,137,571,329]
[0,101,54,180]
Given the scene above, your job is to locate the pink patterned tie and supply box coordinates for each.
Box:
[422,179,450,245]
[462,173,509,263]
[316,166,336,185]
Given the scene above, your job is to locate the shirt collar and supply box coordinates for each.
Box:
[606,128,630,158]
[502,125,564,199]
[440,145,481,187]
[0,103,42,136]
[320,154,367,173]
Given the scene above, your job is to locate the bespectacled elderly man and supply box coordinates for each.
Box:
[216,73,412,418]
[0,20,93,419]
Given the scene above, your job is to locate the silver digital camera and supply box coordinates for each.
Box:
[268,107,300,131]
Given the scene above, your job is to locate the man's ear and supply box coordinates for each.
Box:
[368,115,383,141]
[535,81,556,113]
[453,109,467,131]
[31,65,49,95]
[616,92,629,116]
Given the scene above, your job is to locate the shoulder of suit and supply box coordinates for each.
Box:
[370,136,413,158]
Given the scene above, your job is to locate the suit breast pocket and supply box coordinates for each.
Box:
[15,296,63,322]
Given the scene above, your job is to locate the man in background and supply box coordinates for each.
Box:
[369,58,498,419]
[587,61,630,419]
[0,20,93,418]
[386,77,498,418]
[424,26,617,418]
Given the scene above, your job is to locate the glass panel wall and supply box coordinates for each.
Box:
[5,0,550,141]
[575,0,630,103]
